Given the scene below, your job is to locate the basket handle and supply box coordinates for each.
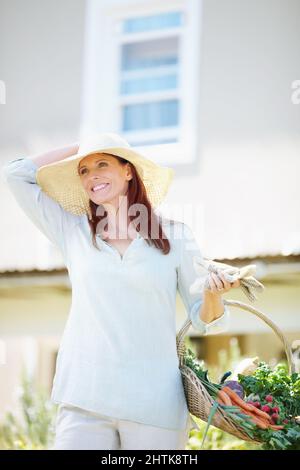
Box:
[176,298,296,374]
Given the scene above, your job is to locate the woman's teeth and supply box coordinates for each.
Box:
[92,183,109,192]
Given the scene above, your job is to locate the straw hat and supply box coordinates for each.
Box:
[36,132,175,219]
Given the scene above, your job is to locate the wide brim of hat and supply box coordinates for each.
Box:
[36,146,175,217]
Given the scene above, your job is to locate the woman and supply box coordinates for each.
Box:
[2,132,240,450]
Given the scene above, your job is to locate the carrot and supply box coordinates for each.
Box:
[248,406,272,422]
[237,407,282,431]
[235,407,271,427]
[241,409,280,431]
[216,397,225,405]
[220,387,282,431]
[221,387,254,411]
[221,386,272,422]
[269,424,284,431]
[245,413,269,430]
[217,390,232,406]
[215,393,226,405]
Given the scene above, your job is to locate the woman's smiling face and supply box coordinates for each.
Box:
[78,153,133,207]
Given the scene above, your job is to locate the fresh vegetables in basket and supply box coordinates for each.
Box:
[184,349,300,450]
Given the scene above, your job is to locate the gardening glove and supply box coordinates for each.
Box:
[189,256,265,302]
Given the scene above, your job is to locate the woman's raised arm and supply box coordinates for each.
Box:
[2,144,81,263]
[29,142,79,168]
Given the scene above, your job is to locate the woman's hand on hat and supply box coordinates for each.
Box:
[204,269,241,295]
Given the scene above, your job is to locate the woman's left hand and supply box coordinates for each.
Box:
[206,270,241,295]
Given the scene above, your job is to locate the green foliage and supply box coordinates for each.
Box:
[184,348,221,394]
[2,336,297,450]
[238,362,300,450]
[184,337,264,450]
[239,362,300,418]
[184,346,260,446]
[0,366,57,450]
[186,418,262,451]
[184,337,300,450]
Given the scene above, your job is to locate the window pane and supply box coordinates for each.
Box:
[122,100,178,131]
[122,11,182,33]
[121,37,178,71]
[120,74,177,94]
[130,137,178,146]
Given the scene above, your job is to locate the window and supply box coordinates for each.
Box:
[119,13,181,144]
[82,0,202,165]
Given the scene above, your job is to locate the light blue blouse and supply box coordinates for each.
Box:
[2,157,230,431]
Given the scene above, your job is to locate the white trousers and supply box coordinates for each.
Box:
[51,403,192,450]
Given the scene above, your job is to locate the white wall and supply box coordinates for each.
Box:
[0,0,86,150]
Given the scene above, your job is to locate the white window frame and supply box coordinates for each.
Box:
[81,0,203,166]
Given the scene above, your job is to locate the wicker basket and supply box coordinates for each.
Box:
[176,298,297,444]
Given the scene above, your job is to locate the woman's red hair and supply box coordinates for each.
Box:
[86,153,174,255]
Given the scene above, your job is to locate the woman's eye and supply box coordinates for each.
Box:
[79,162,107,175]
